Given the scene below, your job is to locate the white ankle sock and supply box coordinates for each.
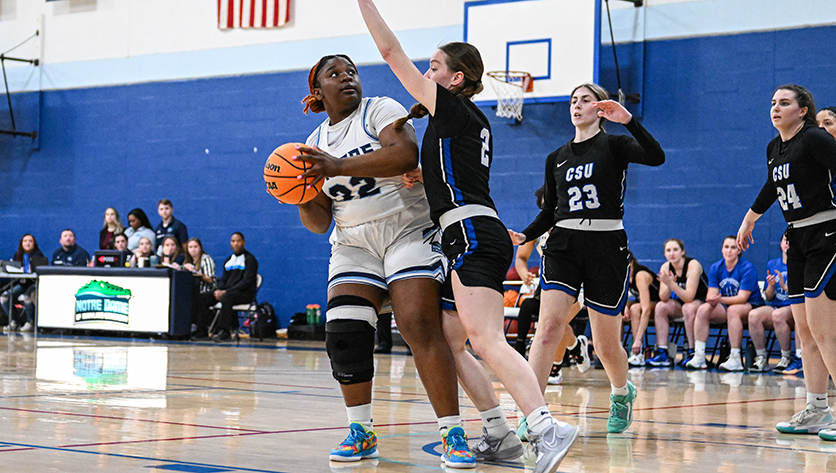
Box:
[756,349,766,357]
[611,382,629,397]
[781,350,792,359]
[808,393,829,410]
[479,406,511,438]
[438,415,463,435]
[347,404,374,431]
[695,340,706,357]
[526,406,555,435]
[729,348,741,359]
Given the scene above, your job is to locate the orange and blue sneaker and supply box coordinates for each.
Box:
[329,423,379,462]
[441,426,475,469]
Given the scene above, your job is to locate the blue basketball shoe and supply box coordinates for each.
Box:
[441,426,475,468]
[330,423,379,462]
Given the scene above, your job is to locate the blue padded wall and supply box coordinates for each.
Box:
[2,25,836,327]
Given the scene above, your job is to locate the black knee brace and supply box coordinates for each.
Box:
[325,295,377,385]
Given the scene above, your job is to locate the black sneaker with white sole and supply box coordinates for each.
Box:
[571,335,591,373]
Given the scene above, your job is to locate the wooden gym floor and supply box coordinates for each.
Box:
[0,332,834,472]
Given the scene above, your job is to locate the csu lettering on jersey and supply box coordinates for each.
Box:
[772,163,790,182]
[342,143,375,158]
[566,163,594,182]
[771,163,803,211]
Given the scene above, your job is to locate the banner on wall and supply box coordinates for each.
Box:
[218,0,292,29]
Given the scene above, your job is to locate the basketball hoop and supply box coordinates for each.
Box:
[486,71,534,122]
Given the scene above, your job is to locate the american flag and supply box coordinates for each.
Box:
[218,0,291,29]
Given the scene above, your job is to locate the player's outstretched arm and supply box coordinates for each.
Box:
[357,0,438,114]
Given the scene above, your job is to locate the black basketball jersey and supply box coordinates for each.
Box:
[421,84,497,225]
[521,118,665,240]
[666,257,709,301]
[751,125,836,222]
[629,263,661,302]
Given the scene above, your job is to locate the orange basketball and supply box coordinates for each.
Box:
[263,142,322,205]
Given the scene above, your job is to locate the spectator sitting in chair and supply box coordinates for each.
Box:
[193,232,258,342]
[51,229,90,267]
[1,234,48,331]
[746,232,794,373]
[159,236,186,269]
[129,237,159,268]
[686,235,764,371]
[113,233,133,264]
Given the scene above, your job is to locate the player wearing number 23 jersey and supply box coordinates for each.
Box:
[525,117,666,228]
[521,91,665,315]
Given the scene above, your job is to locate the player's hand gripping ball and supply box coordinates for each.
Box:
[263,142,322,204]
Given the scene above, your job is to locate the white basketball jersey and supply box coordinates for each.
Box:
[306,96,427,228]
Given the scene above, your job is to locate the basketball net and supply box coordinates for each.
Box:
[486,71,534,122]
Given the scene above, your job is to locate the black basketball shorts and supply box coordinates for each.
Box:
[540,227,631,316]
[440,216,513,311]
[786,218,836,302]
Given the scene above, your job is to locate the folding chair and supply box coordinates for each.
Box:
[503,280,538,343]
[209,274,263,342]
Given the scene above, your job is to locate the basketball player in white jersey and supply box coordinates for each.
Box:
[293,54,475,467]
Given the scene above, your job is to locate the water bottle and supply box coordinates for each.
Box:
[305,304,315,325]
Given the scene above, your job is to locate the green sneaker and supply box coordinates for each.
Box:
[607,381,637,433]
[516,416,528,442]
[819,425,836,441]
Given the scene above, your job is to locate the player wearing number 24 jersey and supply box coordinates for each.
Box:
[750,124,836,223]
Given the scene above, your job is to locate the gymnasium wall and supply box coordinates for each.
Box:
[2,1,836,326]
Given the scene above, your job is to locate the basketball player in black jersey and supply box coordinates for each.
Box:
[738,85,836,439]
[357,1,578,471]
[625,251,661,367]
[653,238,709,367]
[510,83,665,434]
